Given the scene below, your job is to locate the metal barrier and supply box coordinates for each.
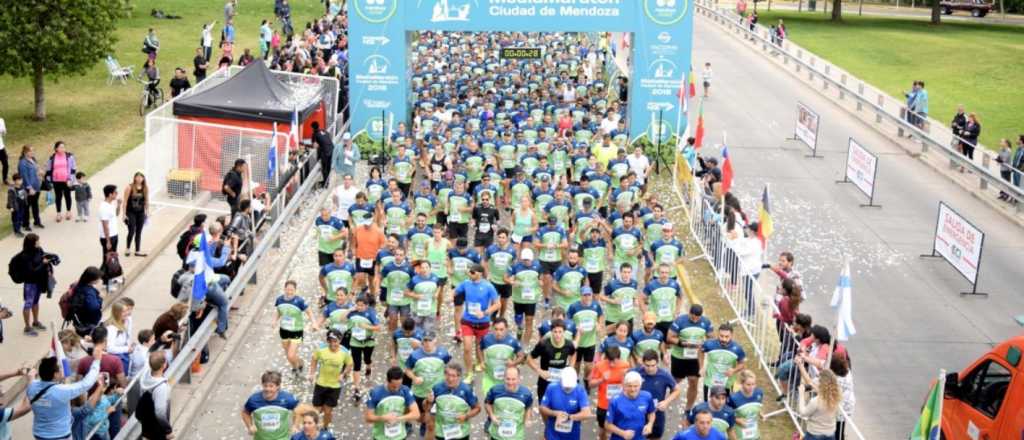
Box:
[112,128,337,439]
[672,154,867,439]
[695,0,1024,212]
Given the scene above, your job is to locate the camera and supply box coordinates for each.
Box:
[43,253,61,266]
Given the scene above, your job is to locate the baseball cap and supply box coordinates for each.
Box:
[326,329,342,341]
[709,385,729,397]
[520,248,534,260]
[342,132,352,141]
[581,286,593,295]
[560,366,578,388]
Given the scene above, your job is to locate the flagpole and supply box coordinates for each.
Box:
[674,71,687,150]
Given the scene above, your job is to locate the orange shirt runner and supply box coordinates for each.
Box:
[589,358,631,409]
[352,223,385,261]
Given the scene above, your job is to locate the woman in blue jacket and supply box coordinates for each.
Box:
[71,267,105,337]
[17,145,44,228]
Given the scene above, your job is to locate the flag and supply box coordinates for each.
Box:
[290,106,300,145]
[676,72,688,100]
[688,69,697,98]
[829,261,857,341]
[720,145,734,194]
[188,232,216,302]
[757,184,774,247]
[694,100,705,149]
[267,122,278,180]
[910,373,945,440]
[50,327,72,377]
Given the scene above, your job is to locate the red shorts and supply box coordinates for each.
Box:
[460,322,490,340]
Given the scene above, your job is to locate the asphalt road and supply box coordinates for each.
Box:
[692,12,1024,438]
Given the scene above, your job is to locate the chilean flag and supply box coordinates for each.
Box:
[50,327,72,377]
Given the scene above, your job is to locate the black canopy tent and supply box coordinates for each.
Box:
[173,61,322,123]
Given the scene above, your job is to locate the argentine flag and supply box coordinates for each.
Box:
[829,261,857,341]
[188,232,217,302]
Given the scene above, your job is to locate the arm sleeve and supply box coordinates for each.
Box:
[55,359,100,401]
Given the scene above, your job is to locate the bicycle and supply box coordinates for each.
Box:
[138,76,164,116]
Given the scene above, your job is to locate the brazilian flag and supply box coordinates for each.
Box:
[910,374,945,440]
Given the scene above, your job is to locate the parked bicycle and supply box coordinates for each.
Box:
[138,75,164,116]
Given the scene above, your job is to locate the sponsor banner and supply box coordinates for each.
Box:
[933,202,984,284]
[845,138,877,199]
[795,102,819,151]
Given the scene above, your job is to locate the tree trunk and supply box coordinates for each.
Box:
[832,0,843,20]
[931,0,942,23]
[32,64,46,121]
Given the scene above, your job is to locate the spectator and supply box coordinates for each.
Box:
[831,355,855,440]
[122,171,150,257]
[129,329,155,378]
[69,267,105,337]
[138,352,173,440]
[10,233,52,336]
[773,278,802,341]
[260,19,274,60]
[798,370,842,440]
[997,138,1014,201]
[915,80,929,129]
[17,145,44,228]
[950,104,966,155]
[1012,135,1024,201]
[143,28,160,61]
[903,81,919,129]
[0,375,31,440]
[201,22,216,62]
[29,342,105,440]
[333,133,360,182]
[152,302,188,352]
[8,173,29,237]
[76,327,128,389]
[959,112,981,166]
[223,0,235,24]
[72,171,91,222]
[45,141,77,222]
[193,47,209,84]
[311,121,334,188]
[98,184,120,263]
[104,300,135,373]
[83,377,120,440]
[239,48,256,66]
[222,159,246,215]
[0,117,8,184]
[169,68,191,98]
[769,251,802,298]
[58,329,89,369]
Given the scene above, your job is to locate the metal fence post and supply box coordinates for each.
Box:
[857,83,865,111]
[876,94,885,124]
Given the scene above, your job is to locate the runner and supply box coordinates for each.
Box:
[684,386,736,438]
[317,287,353,343]
[479,317,525,395]
[484,367,533,440]
[667,304,714,410]
[455,264,500,384]
[605,371,656,440]
[537,306,576,342]
[484,229,516,321]
[600,264,639,334]
[727,370,764,440]
[535,214,567,309]
[318,249,355,306]
[631,312,665,365]
[426,227,451,337]
[347,192,375,232]
[347,294,382,400]
[406,212,433,262]
[568,286,604,385]
[392,144,416,197]
[472,190,500,254]
[539,367,593,440]
[611,213,644,275]
[411,182,438,235]
[407,260,442,333]
[600,321,636,364]
[588,346,631,440]
[352,217,386,296]
[392,317,423,385]
[425,363,481,440]
[274,280,317,373]
[372,235,402,303]
[643,263,685,337]
[404,331,452,438]
[308,330,353,428]
[446,180,472,241]
[701,323,746,401]
[380,246,413,332]
[291,412,335,440]
[241,371,299,440]
[632,350,682,440]
[648,223,684,276]
[506,248,542,343]
[671,409,726,440]
[364,366,420,440]
[526,319,576,401]
[382,189,412,237]
[552,248,587,311]
[315,207,346,266]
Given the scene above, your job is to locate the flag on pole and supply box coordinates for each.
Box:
[720,145,734,194]
[688,69,697,98]
[267,122,278,180]
[694,100,705,149]
[188,232,216,302]
[50,327,72,377]
[757,184,774,247]
[829,261,857,341]
[910,372,945,440]
[290,106,300,146]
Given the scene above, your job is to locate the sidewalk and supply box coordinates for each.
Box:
[0,143,194,400]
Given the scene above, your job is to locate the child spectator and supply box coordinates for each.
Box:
[7,173,28,237]
[83,378,121,440]
[73,171,92,222]
[130,329,156,378]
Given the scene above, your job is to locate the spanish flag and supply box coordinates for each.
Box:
[757,184,773,247]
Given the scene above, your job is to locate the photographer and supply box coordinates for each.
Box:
[8,233,55,336]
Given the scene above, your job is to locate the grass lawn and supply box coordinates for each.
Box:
[0,0,325,235]
[753,10,1024,149]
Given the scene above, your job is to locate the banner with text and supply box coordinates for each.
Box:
[348,0,694,146]
[932,202,984,284]
[795,102,819,152]
[845,138,878,199]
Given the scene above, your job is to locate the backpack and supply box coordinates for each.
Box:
[136,385,172,439]
[176,226,200,261]
[58,282,79,323]
[8,253,26,284]
[102,251,123,280]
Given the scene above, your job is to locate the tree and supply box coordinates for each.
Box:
[930,0,943,23]
[832,0,843,20]
[0,0,132,120]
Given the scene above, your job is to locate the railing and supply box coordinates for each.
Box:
[695,0,1024,212]
[112,121,339,438]
[672,156,867,439]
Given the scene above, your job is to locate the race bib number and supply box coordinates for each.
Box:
[360,259,374,269]
[493,364,507,380]
[555,416,573,433]
[389,290,404,304]
[399,347,414,360]
[683,347,698,359]
[498,420,517,437]
[620,297,634,312]
[479,222,491,233]
[442,424,463,439]
[494,254,511,267]
[454,260,469,272]
[280,316,296,330]
[384,423,403,437]
[585,259,600,272]
[259,413,281,430]
[522,286,536,301]
[657,303,672,319]
[741,425,758,439]
[332,278,346,291]
[579,318,595,332]
[468,303,482,316]
[711,375,726,386]
[417,297,432,313]
[660,253,675,265]
[352,327,368,341]
[619,235,636,249]
[548,368,562,382]
[607,384,623,400]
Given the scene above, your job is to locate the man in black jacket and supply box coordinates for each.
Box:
[312,121,334,189]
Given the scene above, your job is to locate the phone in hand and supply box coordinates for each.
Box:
[100,372,110,384]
